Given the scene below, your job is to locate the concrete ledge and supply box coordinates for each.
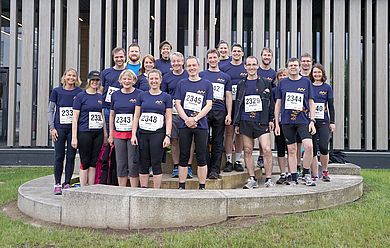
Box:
[18,172,363,229]
[328,163,361,175]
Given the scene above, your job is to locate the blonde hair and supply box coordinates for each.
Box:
[61,68,81,87]
[118,69,138,83]
[275,68,288,86]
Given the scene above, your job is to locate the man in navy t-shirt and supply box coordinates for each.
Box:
[100,47,126,131]
[256,47,277,168]
[233,56,275,189]
[220,43,247,173]
[274,57,316,186]
[174,56,213,190]
[200,48,233,179]
[155,41,172,76]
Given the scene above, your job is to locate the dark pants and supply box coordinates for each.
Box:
[179,127,208,167]
[207,110,226,174]
[78,131,103,170]
[138,131,165,175]
[54,128,77,184]
[312,122,330,156]
[275,122,287,157]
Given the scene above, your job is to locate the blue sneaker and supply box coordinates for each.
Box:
[257,156,264,168]
[172,165,179,178]
[187,166,193,179]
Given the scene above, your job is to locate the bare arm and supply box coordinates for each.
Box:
[71,110,80,149]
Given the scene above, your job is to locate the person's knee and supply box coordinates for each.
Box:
[319,144,328,155]
[262,145,272,157]
[243,146,253,155]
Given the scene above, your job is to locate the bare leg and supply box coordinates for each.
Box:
[287,143,298,173]
[242,135,255,176]
[197,165,207,184]
[87,167,96,185]
[118,176,128,187]
[302,138,314,170]
[258,133,272,178]
[79,169,88,186]
[129,176,139,187]
[139,174,149,188]
[153,174,162,188]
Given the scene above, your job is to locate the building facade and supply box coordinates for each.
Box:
[0,0,388,151]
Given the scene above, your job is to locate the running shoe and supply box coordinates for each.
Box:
[208,171,219,179]
[223,161,233,172]
[63,184,71,189]
[276,175,287,184]
[234,161,244,172]
[172,165,179,178]
[264,179,275,187]
[187,166,193,179]
[54,184,62,195]
[302,175,316,186]
[257,156,264,168]
[322,171,331,182]
[243,178,258,189]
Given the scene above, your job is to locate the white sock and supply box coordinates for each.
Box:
[226,153,232,163]
[235,152,242,162]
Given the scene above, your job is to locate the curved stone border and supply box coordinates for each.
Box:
[18,173,363,229]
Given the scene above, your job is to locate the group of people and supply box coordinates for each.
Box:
[48,40,335,194]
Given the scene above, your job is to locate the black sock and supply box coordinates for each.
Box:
[292,173,298,182]
[174,164,179,168]
[250,176,257,181]
[266,177,272,182]
[280,173,285,177]
[199,183,205,190]
[187,164,192,168]
[179,182,186,189]
[303,168,310,176]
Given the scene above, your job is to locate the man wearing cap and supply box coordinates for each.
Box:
[155,41,172,76]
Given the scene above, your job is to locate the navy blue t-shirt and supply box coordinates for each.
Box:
[50,86,83,129]
[276,77,314,125]
[220,62,247,101]
[73,91,104,132]
[155,58,171,75]
[161,70,189,97]
[312,83,334,123]
[174,78,213,129]
[111,89,143,131]
[100,67,124,108]
[136,91,172,132]
[240,79,262,122]
[257,67,276,87]
[199,70,232,111]
[135,73,149,91]
[218,56,232,68]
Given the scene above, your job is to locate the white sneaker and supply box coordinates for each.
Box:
[302,175,316,186]
[264,179,275,187]
[243,178,258,189]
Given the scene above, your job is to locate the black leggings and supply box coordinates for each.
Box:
[312,123,330,156]
[54,128,77,184]
[138,131,165,175]
[179,128,208,167]
[78,131,103,170]
[274,123,287,157]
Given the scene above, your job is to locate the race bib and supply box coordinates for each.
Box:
[88,112,103,129]
[105,86,120,103]
[285,92,304,110]
[232,85,237,101]
[115,114,133,131]
[59,107,73,124]
[172,99,178,114]
[139,113,164,131]
[183,92,204,112]
[244,95,262,112]
[314,102,325,119]
[212,83,225,100]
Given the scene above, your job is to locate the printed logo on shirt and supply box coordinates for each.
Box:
[155,100,164,105]
[197,90,206,95]
[319,91,328,95]
[98,100,102,104]
[297,88,306,92]
[240,72,248,77]
[264,88,270,93]
[266,77,273,82]
[129,98,137,103]
[217,78,225,83]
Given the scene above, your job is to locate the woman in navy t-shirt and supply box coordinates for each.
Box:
[108,70,142,187]
[309,64,335,182]
[48,68,82,194]
[135,54,156,91]
[131,69,172,188]
[71,70,107,186]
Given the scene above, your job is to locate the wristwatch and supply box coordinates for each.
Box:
[165,133,171,138]
[310,119,316,123]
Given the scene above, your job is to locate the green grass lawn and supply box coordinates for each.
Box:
[0,167,389,248]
